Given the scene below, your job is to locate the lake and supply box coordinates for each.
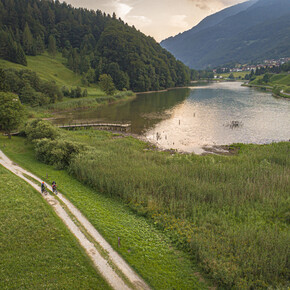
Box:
[53,82,290,154]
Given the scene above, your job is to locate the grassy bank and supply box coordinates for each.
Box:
[247,73,290,98]
[42,90,136,112]
[0,54,135,116]
[1,128,289,289]
[0,164,110,289]
[0,53,83,88]
[0,135,208,290]
[217,71,249,79]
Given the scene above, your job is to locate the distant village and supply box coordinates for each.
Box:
[213,57,290,74]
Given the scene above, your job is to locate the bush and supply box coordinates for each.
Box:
[114,90,134,99]
[25,120,59,141]
[34,138,85,169]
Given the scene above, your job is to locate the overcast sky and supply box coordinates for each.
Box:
[62,0,248,42]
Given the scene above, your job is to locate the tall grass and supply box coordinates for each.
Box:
[0,135,209,289]
[43,91,135,111]
[2,128,288,288]
[67,130,290,288]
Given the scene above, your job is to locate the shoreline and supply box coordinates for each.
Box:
[243,83,290,99]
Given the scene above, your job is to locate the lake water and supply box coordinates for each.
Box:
[54,82,290,153]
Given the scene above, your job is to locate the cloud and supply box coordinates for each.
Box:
[195,0,210,10]
[170,15,190,29]
[62,0,248,41]
[129,15,152,26]
[187,0,245,11]
[112,0,133,19]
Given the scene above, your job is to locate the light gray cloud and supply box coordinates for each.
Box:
[112,0,133,19]
[195,0,210,11]
[62,0,248,41]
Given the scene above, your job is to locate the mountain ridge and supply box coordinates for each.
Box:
[161,0,290,69]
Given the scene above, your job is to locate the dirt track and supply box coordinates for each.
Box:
[0,149,150,290]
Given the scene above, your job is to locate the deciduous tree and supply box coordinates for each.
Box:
[0,92,25,138]
[99,74,115,95]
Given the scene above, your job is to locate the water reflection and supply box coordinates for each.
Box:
[146,82,290,153]
[53,82,290,153]
[53,88,190,134]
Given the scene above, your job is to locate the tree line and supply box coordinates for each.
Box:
[0,0,191,92]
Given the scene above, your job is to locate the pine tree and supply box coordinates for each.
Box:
[23,23,35,55]
[0,69,8,91]
[35,35,45,54]
[16,43,27,66]
[48,35,57,57]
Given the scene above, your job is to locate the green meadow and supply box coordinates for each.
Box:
[0,54,136,117]
[249,73,290,97]
[1,53,84,88]
[217,71,249,79]
[0,135,209,290]
[0,164,110,289]
[1,128,289,289]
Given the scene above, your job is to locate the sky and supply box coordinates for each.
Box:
[62,0,248,42]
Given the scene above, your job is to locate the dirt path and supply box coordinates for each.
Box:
[0,150,150,290]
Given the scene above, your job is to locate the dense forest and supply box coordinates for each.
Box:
[0,0,190,92]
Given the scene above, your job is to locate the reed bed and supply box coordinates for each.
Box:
[67,130,289,288]
[9,124,289,289]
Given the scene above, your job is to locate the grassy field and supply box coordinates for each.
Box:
[0,135,209,290]
[1,129,289,289]
[249,73,290,97]
[1,53,84,88]
[0,164,110,289]
[217,71,249,79]
[0,54,136,115]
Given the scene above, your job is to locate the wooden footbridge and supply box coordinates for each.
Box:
[58,122,131,132]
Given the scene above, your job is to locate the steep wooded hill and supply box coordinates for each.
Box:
[0,0,190,92]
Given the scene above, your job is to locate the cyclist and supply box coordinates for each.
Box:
[52,181,57,195]
[41,182,46,194]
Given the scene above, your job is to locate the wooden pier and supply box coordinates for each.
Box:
[58,122,131,132]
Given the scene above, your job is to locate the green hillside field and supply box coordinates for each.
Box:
[248,73,290,97]
[1,125,289,289]
[0,53,135,115]
[0,164,110,289]
[0,53,101,94]
[0,135,209,290]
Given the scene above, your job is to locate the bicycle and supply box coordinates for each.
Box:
[41,186,48,195]
[52,185,58,195]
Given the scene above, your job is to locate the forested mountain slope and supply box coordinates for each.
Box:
[0,0,190,92]
[161,0,290,69]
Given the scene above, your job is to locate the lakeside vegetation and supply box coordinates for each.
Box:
[0,54,136,119]
[2,121,289,289]
[0,0,289,288]
[0,164,110,289]
[217,62,290,98]
[0,135,208,290]
[248,73,290,98]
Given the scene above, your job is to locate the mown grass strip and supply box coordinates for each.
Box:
[0,164,111,290]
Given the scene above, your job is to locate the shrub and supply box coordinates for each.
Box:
[34,138,85,169]
[25,120,59,141]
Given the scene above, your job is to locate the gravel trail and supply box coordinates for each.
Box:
[0,149,150,290]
